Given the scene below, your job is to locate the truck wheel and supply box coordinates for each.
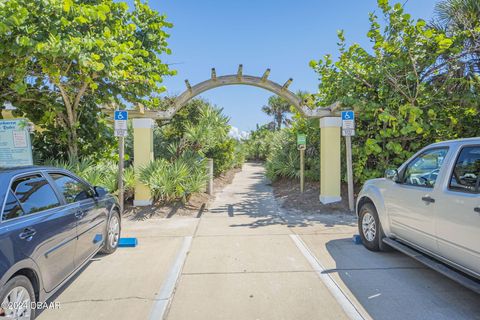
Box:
[100,210,121,255]
[0,275,35,320]
[358,202,384,252]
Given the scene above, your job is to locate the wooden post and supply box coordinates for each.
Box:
[118,135,125,214]
[345,135,354,211]
[207,158,214,195]
[300,148,305,193]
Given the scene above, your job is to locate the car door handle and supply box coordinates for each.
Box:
[475,207,480,213]
[75,210,86,219]
[19,228,36,240]
[421,196,435,203]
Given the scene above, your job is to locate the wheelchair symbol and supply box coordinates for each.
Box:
[115,111,128,121]
[342,111,354,120]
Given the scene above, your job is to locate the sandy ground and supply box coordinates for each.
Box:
[272,178,352,214]
[123,167,241,220]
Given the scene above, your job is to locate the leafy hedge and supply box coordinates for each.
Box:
[43,157,135,199]
[256,0,480,185]
[307,0,480,184]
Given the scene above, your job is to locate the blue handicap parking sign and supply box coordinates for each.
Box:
[114,110,128,121]
[341,111,354,120]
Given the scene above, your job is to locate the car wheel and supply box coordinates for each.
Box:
[0,275,35,320]
[100,210,121,255]
[358,202,384,252]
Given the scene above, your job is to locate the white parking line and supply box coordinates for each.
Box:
[149,236,193,320]
[289,234,365,320]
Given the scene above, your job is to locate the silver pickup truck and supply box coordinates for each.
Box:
[356,137,480,286]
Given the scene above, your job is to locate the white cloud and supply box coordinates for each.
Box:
[229,126,250,140]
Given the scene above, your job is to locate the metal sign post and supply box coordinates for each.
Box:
[297,133,306,193]
[114,110,128,214]
[341,111,355,212]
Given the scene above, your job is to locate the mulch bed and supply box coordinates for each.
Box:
[271,178,354,214]
[123,167,241,220]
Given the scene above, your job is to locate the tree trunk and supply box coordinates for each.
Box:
[56,81,89,159]
[276,111,282,130]
[68,128,78,159]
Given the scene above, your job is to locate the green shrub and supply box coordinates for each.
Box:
[138,156,208,203]
[123,166,136,200]
[44,157,120,194]
[265,130,299,181]
[206,138,235,176]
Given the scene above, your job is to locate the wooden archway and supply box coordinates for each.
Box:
[130,65,343,207]
[155,65,339,119]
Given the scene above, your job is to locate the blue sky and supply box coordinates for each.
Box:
[131,0,438,132]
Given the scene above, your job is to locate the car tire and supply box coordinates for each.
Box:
[0,275,36,320]
[358,202,387,252]
[100,210,121,255]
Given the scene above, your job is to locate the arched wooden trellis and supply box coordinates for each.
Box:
[131,65,343,206]
[154,65,339,119]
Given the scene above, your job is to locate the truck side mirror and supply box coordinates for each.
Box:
[385,169,399,182]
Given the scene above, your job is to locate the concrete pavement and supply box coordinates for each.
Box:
[165,163,350,320]
[38,162,480,320]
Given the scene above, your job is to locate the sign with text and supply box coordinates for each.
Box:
[297,133,306,146]
[114,110,128,137]
[0,119,33,167]
[341,111,355,136]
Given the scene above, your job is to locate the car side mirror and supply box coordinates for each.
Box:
[385,169,399,182]
[94,186,108,198]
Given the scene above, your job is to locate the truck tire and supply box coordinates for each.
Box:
[358,202,386,252]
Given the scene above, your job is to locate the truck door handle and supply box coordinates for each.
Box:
[421,196,435,203]
[19,227,36,240]
[475,207,480,213]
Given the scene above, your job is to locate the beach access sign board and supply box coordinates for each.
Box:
[0,119,33,167]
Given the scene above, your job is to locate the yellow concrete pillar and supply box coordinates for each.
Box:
[319,117,342,204]
[133,118,154,206]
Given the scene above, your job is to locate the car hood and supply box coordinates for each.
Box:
[363,178,386,187]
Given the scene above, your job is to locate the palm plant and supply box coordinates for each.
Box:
[261,95,292,130]
[139,154,208,203]
[431,0,480,80]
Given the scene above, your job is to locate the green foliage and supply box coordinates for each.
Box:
[126,98,244,203]
[265,130,299,181]
[207,138,236,176]
[138,156,208,203]
[244,125,275,160]
[123,166,136,200]
[246,114,321,182]
[308,0,480,184]
[0,0,174,158]
[149,98,240,177]
[261,95,292,130]
[44,157,120,194]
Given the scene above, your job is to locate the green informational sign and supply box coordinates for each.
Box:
[0,119,33,167]
[297,133,306,145]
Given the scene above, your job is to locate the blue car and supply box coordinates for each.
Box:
[0,166,121,319]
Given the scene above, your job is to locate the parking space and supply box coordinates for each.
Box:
[35,164,480,320]
[36,218,199,320]
[297,226,480,320]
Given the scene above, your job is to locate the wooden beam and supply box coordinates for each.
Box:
[261,68,270,82]
[237,64,243,80]
[282,78,293,90]
[185,79,192,91]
